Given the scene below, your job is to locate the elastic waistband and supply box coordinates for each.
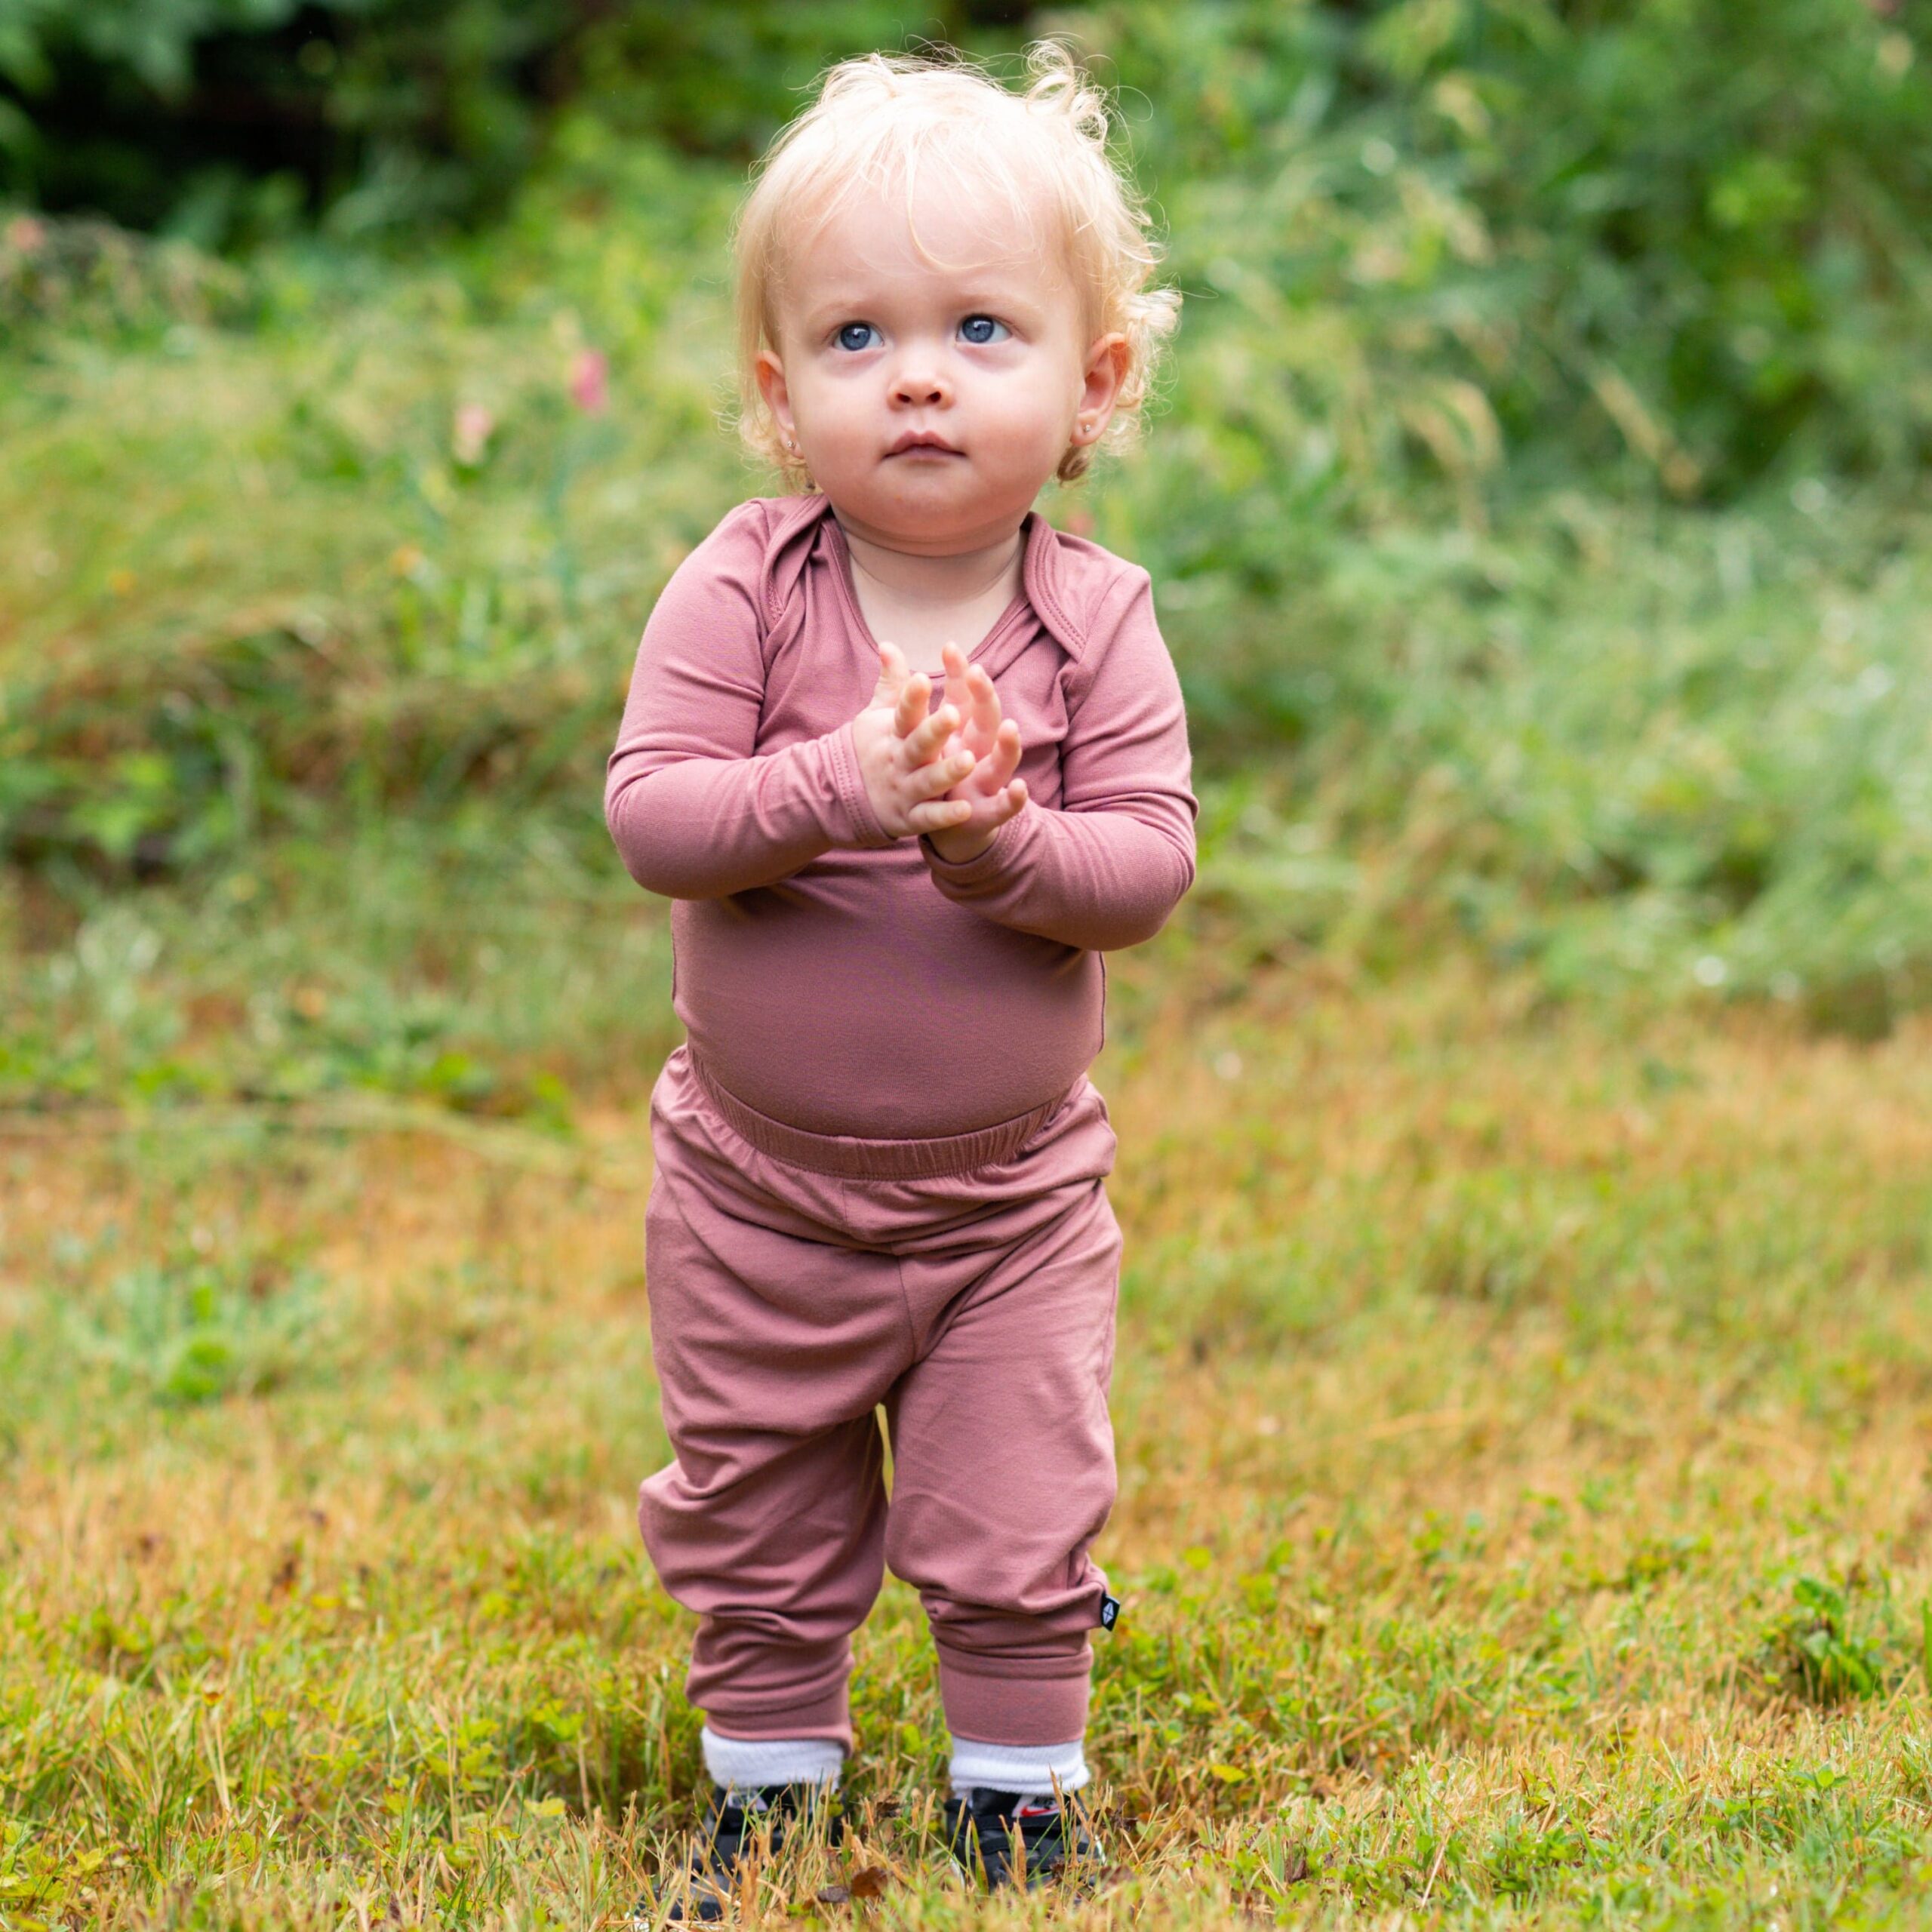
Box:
[685,1050,1070,1181]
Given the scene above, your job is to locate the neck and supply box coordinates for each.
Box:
[835,515,1027,607]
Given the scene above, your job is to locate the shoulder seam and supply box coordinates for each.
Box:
[761,493,834,631]
[1029,520,1151,663]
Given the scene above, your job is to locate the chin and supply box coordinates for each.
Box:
[863,481,980,523]
[888,471,1033,516]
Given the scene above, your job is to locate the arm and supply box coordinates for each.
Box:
[605,511,989,900]
[918,572,1198,951]
[604,509,892,900]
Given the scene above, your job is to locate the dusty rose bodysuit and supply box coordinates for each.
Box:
[606,492,1196,1749]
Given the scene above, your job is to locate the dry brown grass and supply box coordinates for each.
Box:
[5,974,1932,1926]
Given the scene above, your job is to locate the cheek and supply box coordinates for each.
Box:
[975,371,1078,454]
[794,369,875,441]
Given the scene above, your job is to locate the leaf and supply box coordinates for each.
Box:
[848,1867,889,1899]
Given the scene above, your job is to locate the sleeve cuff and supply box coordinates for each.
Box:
[918,810,1026,884]
[827,719,894,848]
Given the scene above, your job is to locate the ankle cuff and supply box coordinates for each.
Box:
[937,1654,1091,1745]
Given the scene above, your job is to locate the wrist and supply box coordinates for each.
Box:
[923,815,1012,867]
[927,827,993,864]
[832,718,894,848]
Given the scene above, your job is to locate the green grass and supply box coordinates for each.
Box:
[7,973,1932,1926]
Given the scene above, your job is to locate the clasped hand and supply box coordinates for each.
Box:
[851,639,1028,862]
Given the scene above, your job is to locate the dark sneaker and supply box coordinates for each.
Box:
[943,1786,1100,1889]
[634,1783,844,1925]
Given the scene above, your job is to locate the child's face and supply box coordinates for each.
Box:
[757,174,1128,550]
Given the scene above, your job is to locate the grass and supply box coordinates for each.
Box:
[8,958,1932,1927]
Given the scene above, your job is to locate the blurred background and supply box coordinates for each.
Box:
[5,0,1931,1114]
[11,14,1932,1915]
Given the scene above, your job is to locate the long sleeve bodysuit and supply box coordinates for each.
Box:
[606,491,1198,1758]
[605,492,1199,1137]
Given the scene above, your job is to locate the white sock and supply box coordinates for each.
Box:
[948,1735,1088,1799]
[700,1725,844,1798]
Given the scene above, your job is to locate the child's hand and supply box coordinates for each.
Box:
[924,638,1029,864]
[850,641,981,840]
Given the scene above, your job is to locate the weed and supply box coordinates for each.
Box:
[64,1257,331,1407]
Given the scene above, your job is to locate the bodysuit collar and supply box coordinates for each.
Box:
[761,494,1089,661]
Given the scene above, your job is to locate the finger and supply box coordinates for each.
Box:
[942,641,972,728]
[960,719,1021,793]
[909,797,974,833]
[872,641,908,706]
[907,746,977,798]
[967,663,1004,745]
[893,670,932,738]
[988,718,1022,784]
[991,777,1028,821]
[900,703,960,764]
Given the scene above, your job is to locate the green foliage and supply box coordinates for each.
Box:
[66,1254,330,1407]
[8,0,1931,495]
[1759,1574,1890,1706]
[4,0,1932,1039]
[1102,0,1932,509]
[11,276,1929,1032]
[0,0,590,236]
[0,1,300,97]
[0,2,1004,238]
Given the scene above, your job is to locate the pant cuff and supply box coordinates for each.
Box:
[702,1685,854,1754]
[937,1655,1091,1746]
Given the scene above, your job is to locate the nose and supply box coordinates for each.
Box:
[889,352,952,410]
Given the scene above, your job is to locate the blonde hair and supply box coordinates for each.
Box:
[732,43,1180,485]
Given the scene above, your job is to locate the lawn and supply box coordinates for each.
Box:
[7,954,1932,1927]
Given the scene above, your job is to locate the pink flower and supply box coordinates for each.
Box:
[5,216,47,254]
[452,402,494,466]
[570,349,609,416]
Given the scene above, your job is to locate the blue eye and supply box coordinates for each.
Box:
[959,315,1009,345]
[835,322,881,352]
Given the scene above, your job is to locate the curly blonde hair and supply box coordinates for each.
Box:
[732,42,1180,486]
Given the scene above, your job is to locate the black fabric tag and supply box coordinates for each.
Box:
[1098,1593,1121,1632]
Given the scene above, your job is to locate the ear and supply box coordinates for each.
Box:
[1070,331,1131,447]
[755,348,798,449]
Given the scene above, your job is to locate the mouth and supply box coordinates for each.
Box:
[885,432,964,457]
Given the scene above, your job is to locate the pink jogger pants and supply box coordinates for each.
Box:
[639,1044,1124,1752]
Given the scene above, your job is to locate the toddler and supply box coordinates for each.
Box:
[605,45,1195,1914]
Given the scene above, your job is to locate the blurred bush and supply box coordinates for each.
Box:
[7,0,1926,494]
[0,2,1020,239]
[0,207,248,328]
[4,0,1932,1026]
[0,0,573,238]
[1103,0,1932,506]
